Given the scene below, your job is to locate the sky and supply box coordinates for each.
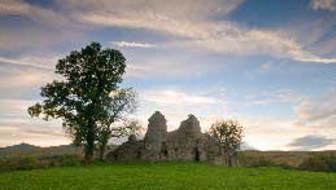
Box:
[0,0,336,150]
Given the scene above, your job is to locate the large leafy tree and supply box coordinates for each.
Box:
[209,120,243,167]
[28,42,136,162]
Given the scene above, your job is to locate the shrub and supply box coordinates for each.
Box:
[43,154,82,167]
[298,154,336,172]
[240,155,278,167]
[0,157,39,171]
[0,154,83,172]
[16,157,38,170]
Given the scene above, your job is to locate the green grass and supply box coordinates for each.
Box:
[0,162,335,190]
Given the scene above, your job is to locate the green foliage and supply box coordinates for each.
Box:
[239,154,278,168]
[1,163,336,190]
[238,151,336,171]
[28,42,136,162]
[0,155,82,172]
[16,157,38,170]
[110,119,143,138]
[45,155,82,168]
[299,154,336,172]
[96,119,143,160]
[0,157,38,171]
[208,120,243,167]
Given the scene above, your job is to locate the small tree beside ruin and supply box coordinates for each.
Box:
[209,120,243,167]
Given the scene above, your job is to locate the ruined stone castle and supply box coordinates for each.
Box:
[106,111,225,164]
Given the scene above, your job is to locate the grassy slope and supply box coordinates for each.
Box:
[0,163,335,190]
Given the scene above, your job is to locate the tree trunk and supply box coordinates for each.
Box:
[226,151,238,167]
[99,144,106,160]
[227,151,233,167]
[84,122,95,163]
[227,155,233,167]
[233,152,239,167]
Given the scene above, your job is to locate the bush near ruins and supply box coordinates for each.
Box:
[209,120,243,167]
[298,153,336,172]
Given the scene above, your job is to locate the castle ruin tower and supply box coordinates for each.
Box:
[143,111,168,159]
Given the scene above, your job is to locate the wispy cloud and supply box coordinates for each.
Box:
[141,90,217,106]
[287,135,335,150]
[245,89,303,105]
[0,0,68,26]
[111,41,156,48]
[0,99,33,113]
[0,55,57,70]
[0,1,86,50]
[311,0,336,11]
[126,55,215,78]
[0,123,69,147]
[1,0,335,64]
[0,98,68,147]
[295,91,336,124]
[292,91,336,145]
[74,1,336,64]
[0,55,58,91]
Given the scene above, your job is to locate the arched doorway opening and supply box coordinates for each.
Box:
[194,147,200,162]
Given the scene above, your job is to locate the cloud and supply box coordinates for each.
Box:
[1,0,335,63]
[111,41,156,48]
[287,135,335,150]
[72,0,336,64]
[0,99,33,120]
[241,142,257,150]
[0,0,68,26]
[0,98,69,147]
[239,117,305,151]
[125,55,216,78]
[59,0,244,19]
[135,89,228,131]
[0,55,57,70]
[0,73,49,91]
[311,0,336,11]
[295,91,336,124]
[245,89,303,105]
[294,91,336,143]
[0,23,86,51]
[0,1,87,50]
[141,90,217,106]
[0,122,69,147]
[0,55,59,91]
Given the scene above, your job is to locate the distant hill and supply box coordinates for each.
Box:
[0,143,79,160]
[0,143,41,154]
[0,143,120,161]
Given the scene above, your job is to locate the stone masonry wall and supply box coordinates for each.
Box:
[106,111,225,164]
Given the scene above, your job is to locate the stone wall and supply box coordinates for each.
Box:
[143,111,168,161]
[106,111,225,164]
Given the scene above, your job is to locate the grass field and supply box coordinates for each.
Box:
[0,162,335,190]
